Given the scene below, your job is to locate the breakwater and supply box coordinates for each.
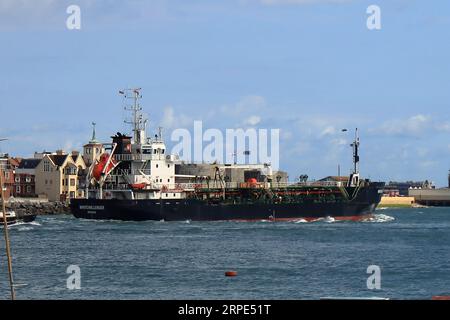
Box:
[2,198,70,216]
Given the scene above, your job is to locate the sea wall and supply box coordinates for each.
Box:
[379,196,415,208]
[2,198,70,216]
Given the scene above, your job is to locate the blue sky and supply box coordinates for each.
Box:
[1,0,450,185]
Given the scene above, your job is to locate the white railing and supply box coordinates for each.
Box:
[111,169,152,176]
[113,154,170,162]
[91,180,347,192]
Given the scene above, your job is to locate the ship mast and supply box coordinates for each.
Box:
[120,88,146,145]
[351,128,360,175]
[348,128,360,187]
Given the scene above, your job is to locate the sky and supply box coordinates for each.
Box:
[1,0,450,185]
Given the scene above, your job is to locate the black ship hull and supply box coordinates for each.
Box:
[70,184,384,222]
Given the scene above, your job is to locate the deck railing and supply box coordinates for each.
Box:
[96,180,345,191]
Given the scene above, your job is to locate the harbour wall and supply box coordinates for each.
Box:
[2,198,70,216]
[379,196,415,208]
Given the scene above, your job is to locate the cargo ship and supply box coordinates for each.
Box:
[70,88,384,222]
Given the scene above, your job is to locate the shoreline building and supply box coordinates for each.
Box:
[35,150,86,201]
[14,158,41,198]
[83,123,105,167]
[408,171,450,206]
[0,153,20,199]
[384,181,433,197]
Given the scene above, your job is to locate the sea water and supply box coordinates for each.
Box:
[0,207,449,300]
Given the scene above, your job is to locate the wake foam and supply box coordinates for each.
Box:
[362,213,395,223]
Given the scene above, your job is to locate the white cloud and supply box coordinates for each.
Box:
[220,95,267,115]
[160,105,192,130]
[377,114,432,137]
[244,115,261,126]
[320,125,336,137]
[331,138,347,146]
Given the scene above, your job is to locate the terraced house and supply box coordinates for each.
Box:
[35,151,86,201]
[14,158,41,197]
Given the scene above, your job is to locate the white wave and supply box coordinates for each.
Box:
[376,207,388,211]
[294,219,308,223]
[323,216,336,223]
[309,217,338,223]
[8,221,41,228]
[362,213,395,223]
[18,226,34,231]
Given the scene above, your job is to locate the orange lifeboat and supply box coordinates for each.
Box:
[247,178,258,188]
[92,153,116,181]
[130,183,147,190]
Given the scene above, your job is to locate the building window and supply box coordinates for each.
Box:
[156,164,159,168]
[15,177,20,183]
[26,176,31,183]
[65,167,76,175]
[70,179,75,187]
[26,186,31,193]
[45,179,48,185]
[168,179,170,183]
[16,186,20,193]
[5,172,10,179]
[160,179,163,183]
[43,161,50,172]
[162,149,165,154]
[167,164,170,168]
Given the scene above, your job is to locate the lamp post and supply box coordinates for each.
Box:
[0,138,15,300]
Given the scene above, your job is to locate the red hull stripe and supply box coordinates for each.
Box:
[229,214,374,222]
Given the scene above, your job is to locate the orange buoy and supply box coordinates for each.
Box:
[225,271,238,277]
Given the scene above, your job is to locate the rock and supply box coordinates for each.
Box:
[1,200,70,216]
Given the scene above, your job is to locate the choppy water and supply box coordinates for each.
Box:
[0,207,449,300]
